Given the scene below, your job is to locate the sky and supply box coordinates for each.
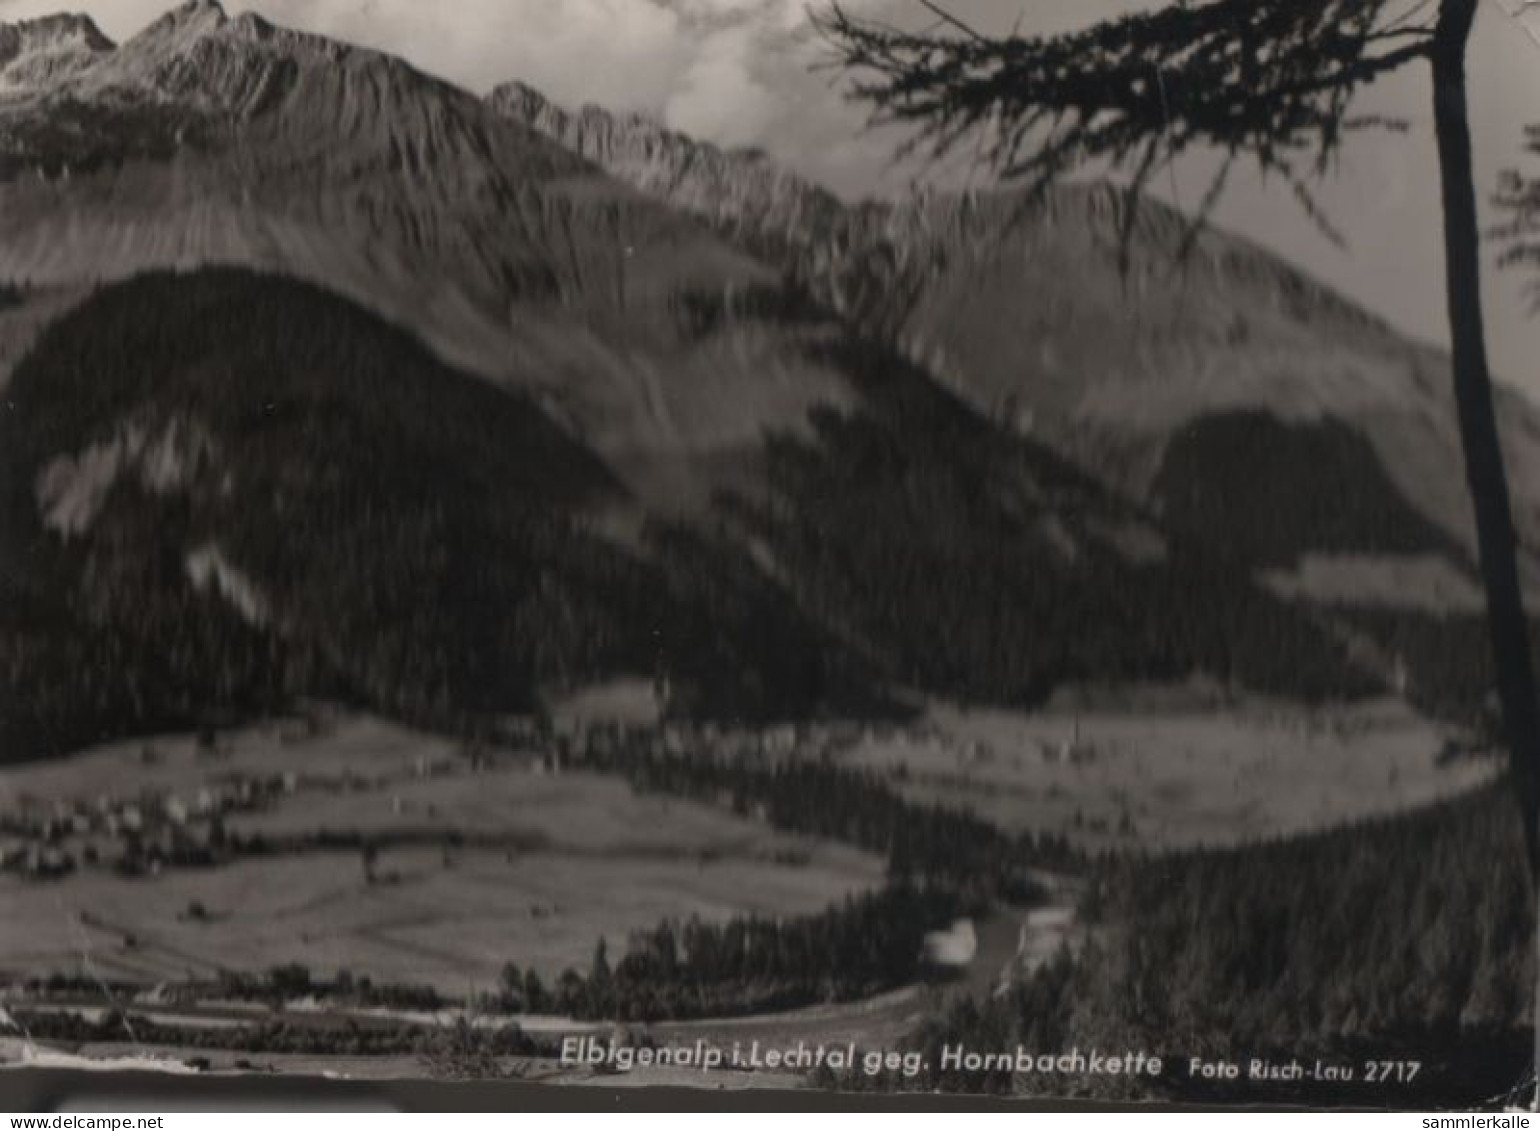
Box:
[3,0,1539,394]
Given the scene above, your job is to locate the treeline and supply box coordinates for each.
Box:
[569,735,1077,900]
[496,884,966,1023]
[210,964,445,1013]
[825,784,1533,1102]
[723,348,1378,708]
[533,732,1069,1022]
[11,1006,546,1063]
[1343,607,1540,728]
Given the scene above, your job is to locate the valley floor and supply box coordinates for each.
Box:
[0,714,884,990]
[0,697,1503,1085]
[847,694,1496,851]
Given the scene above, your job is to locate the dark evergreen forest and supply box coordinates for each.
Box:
[1154,411,1464,567]
[824,783,1533,1103]
[0,271,1530,1100]
[0,269,876,760]
[723,347,1379,706]
[1,269,1440,762]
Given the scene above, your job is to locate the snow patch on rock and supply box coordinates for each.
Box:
[0,15,113,95]
[35,416,221,537]
[185,542,269,625]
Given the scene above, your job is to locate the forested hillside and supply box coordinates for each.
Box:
[723,348,1378,707]
[1154,412,1465,567]
[0,270,1427,762]
[8,268,1519,765]
[0,269,875,761]
[829,783,1533,1103]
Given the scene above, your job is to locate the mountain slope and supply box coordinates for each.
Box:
[0,269,879,760]
[0,1,860,511]
[491,84,1540,588]
[1,268,1390,766]
[3,2,1515,574]
[0,14,112,91]
[717,344,1376,708]
[0,3,1512,761]
[488,81,851,278]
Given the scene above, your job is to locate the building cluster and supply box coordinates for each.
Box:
[1,708,1112,887]
[0,766,298,882]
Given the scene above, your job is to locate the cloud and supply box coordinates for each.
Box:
[255,0,692,114]
[640,0,900,192]
[663,22,775,141]
[0,0,173,35]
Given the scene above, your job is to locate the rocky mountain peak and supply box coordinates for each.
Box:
[0,12,114,49]
[0,13,114,92]
[3,6,1535,583]
[488,81,685,167]
[118,0,228,64]
[65,0,376,118]
[492,80,563,130]
[492,78,1400,355]
[227,11,279,42]
[148,0,229,35]
[487,80,849,259]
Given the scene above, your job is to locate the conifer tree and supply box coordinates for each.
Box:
[819,0,1540,870]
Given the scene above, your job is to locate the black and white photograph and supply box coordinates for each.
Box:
[0,0,1538,1111]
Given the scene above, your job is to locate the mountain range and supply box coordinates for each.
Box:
[0,0,1526,758]
[490,78,1540,589]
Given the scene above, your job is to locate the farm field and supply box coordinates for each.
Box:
[0,692,1504,1082]
[0,843,881,990]
[841,696,1499,850]
[0,714,885,992]
[0,714,460,808]
[0,695,1507,1090]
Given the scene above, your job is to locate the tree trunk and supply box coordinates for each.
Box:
[1430,0,1540,877]
[1432,3,1540,1099]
